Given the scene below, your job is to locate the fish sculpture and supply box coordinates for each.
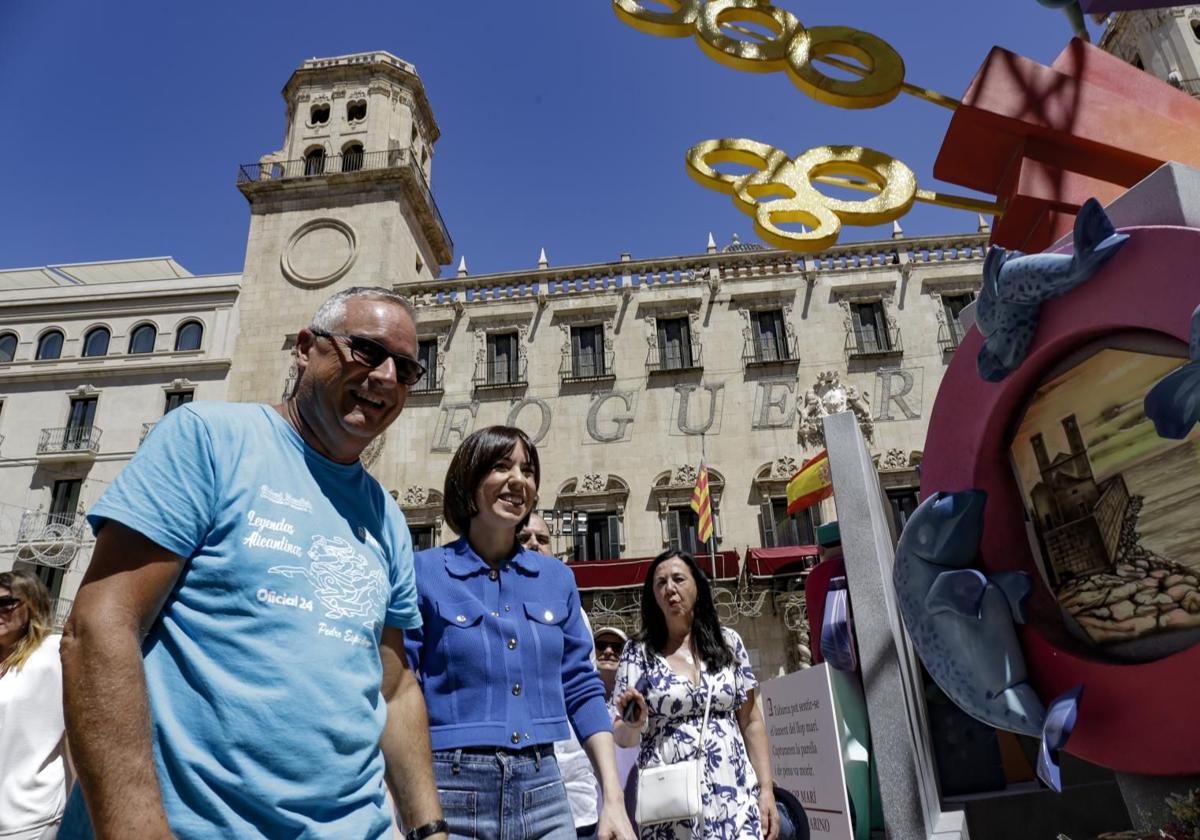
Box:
[1144,304,1200,439]
[1034,0,1090,40]
[893,489,1082,791]
[976,197,1129,382]
[820,576,858,674]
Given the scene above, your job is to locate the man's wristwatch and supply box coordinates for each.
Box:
[406,819,449,840]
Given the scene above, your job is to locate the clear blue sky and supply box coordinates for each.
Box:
[0,1,1105,278]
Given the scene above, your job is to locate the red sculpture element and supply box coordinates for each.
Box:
[921,226,1200,775]
[934,40,1200,253]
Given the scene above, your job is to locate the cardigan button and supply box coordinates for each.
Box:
[543,610,554,622]
[455,614,466,623]
[511,732,521,744]
[488,569,498,581]
[507,638,517,650]
[512,683,522,696]
[491,611,499,617]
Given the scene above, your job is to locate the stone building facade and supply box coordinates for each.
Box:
[0,51,989,678]
[1099,4,1200,96]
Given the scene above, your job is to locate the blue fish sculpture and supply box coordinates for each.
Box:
[1144,304,1200,439]
[1034,0,1089,40]
[893,490,1082,791]
[820,576,858,674]
[976,197,1129,382]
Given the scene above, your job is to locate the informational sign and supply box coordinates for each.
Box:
[760,664,854,840]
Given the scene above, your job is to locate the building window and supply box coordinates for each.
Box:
[572,511,621,562]
[409,524,437,551]
[341,142,364,173]
[569,325,607,379]
[65,396,98,449]
[414,339,439,391]
[36,330,63,361]
[485,333,519,385]
[759,498,821,548]
[1192,19,1200,41]
[304,148,326,176]
[750,309,789,362]
[656,317,695,371]
[346,100,367,122]
[0,332,16,362]
[850,301,893,354]
[164,391,193,413]
[309,103,330,125]
[887,488,920,537]
[940,293,975,350]
[1133,53,1144,70]
[128,324,157,354]
[667,505,703,555]
[174,321,203,352]
[82,327,110,358]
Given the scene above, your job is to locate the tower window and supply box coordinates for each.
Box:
[346,100,367,122]
[304,148,326,176]
[1192,19,1200,42]
[82,326,110,357]
[128,323,157,354]
[310,103,330,125]
[1134,53,1144,70]
[0,332,17,362]
[36,330,63,360]
[341,143,364,173]
[174,320,203,352]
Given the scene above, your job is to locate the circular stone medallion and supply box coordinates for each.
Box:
[281,218,358,287]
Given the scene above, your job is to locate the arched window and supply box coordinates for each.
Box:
[346,100,366,122]
[82,326,110,357]
[174,320,203,351]
[304,148,326,176]
[36,330,64,360]
[309,103,330,125]
[0,332,16,363]
[342,143,364,173]
[128,324,157,354]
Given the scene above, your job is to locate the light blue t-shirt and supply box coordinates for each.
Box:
[59,402,420,840]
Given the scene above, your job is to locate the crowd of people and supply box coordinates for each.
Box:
[0,287,807,840]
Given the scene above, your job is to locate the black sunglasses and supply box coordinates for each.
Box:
[309,329,426,386]
[0,596,22,613]
[595,638,625,654]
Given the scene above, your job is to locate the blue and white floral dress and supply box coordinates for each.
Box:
[615,627,763,839]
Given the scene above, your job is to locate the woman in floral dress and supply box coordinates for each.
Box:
[613,550,778,840]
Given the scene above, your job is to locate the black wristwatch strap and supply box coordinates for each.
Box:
[406,819,449,840]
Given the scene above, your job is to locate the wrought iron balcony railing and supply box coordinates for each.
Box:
[51,597,73,631]
[38,425,102,455]
[236,150,452,257]
[845,326,903,359]
[938,322,967,352]
[646,340,704,374]
[410,365,442,394]
[742,334,800,367]
[472,358,528,390]
[560,351,615,383]
[16,510,85,568]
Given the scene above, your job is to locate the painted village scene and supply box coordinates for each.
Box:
[1010,345,1200,661]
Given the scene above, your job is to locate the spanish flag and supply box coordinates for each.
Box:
[786,450,833,515]
[690,462,714,545]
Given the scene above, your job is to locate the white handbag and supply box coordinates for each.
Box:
[635,680,713,826]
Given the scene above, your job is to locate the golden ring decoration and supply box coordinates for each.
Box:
[687,139,1004,252]
[613,0,955,111]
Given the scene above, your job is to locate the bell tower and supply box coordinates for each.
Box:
[229,51,454,404]
[1099,6,1200,97]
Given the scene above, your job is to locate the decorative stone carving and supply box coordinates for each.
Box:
[772,456,798,478]
[360,432,385,469]
[673,464,698,486]
[581,473,605,493]
[401,486,428,507]
[880,448,909,471]
[281,218,358,288]
[799,370,874,446]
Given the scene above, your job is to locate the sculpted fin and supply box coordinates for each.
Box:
[925,569,988,619]
[991,571,1033,624]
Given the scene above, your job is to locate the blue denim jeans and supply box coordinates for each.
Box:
[433,747,575,840]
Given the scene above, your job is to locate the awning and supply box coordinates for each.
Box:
[569,550,741,591]
[745,545,819,578]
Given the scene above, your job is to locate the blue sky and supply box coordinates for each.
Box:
[0,1,1105,277]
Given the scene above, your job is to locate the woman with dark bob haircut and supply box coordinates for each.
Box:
[613,550,778,840]
[404,426,634,840]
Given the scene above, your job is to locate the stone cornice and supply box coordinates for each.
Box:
[0,355,231,384]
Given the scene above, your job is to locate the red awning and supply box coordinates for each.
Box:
[745,545,819,577]
[568,550,741,591]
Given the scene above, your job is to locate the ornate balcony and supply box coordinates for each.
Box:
[37,426,102,461]
[51,597,73,631]
[742,335,800,368]
[938,321,966,352]
[15,510,85,568]
[560,351,616,384]
[845,327,903,360]
[646,340,704,374]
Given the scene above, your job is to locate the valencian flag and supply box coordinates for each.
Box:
[786,450,833,515]
[690,463,714,545]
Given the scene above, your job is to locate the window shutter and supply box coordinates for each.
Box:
[759,501,777,548]
[607,515,621,559]
[771,310,787,359]
[571,327,583,377]
[679,320,693,368]
[667,510,682,552]
[872,302,889,351]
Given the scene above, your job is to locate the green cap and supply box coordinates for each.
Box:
[816,521,841,548]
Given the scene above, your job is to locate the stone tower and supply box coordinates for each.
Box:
[1099,6,1200,97]
[229,51,454,405]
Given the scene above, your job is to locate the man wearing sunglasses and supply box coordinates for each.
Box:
[60,287,447,840]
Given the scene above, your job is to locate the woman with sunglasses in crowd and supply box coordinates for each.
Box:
[0,571,71,840]
[404,426,634,840]
[612,550,778,840]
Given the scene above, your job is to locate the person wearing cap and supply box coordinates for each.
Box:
[591,627,626,703]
